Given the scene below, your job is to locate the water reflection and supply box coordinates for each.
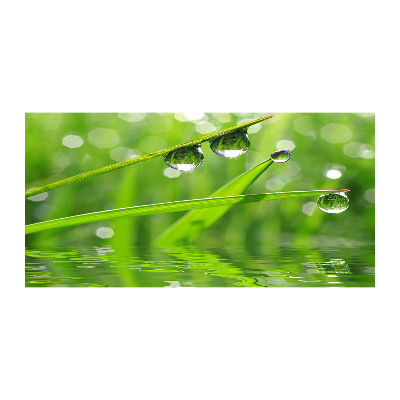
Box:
[25,245,374,288]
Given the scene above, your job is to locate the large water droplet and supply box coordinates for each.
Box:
[163,145,204,171]
[317,192,349,213]
[210,129,250,158]
[271,150,291,162]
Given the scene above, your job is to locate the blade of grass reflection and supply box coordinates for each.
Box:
[277,246,350,285]
[102,250,139,287]
[25,245,374,287]
[160,246,264,287]
[25,247,139,287]
[214,246,346,286]
[297,246,351,286]
[25,248,87,287]
[228,246,292,287]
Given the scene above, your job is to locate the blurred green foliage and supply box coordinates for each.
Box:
[25,113,375,248]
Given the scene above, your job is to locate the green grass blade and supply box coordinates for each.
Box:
[25,189,349,235]
[154,158,275,245]
[25,115,274,198]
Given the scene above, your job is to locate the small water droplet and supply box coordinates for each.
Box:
[317,192,349,214]
[163,145,204,171]
[271,150,291,163]
[210,129,250,158]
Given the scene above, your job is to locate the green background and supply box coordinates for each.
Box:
[25,113,375,248]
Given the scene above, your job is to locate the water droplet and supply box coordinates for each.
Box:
[271,150,290,162]
[317,192,349,214]
[210,129,250,158]
[163,145,204,171]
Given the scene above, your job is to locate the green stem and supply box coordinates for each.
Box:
[25,115,274,198]
[25,189,349,235]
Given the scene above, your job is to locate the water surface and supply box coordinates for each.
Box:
[25,244,374,287]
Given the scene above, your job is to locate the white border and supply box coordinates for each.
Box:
[2,1,398,399]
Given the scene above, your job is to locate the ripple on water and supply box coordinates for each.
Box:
[25,245,375,288]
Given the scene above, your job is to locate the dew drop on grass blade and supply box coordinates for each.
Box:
[209,128,250,158]
[317,192,349,213]
[163,144,204,171]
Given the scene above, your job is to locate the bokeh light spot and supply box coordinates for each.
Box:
[365,188,375,203]
[359,144,375,159]
[343,142,375,159]
[343,142,361,158]
[118,113,146,122]
[163,168,181,178]
[96,227,114,239]
[183,112,205,121]
[321,123,353,143]
[35,205,55,220]
[247,123,261,134]
[174,113,188,122]
[324,163,346,174]
[63,134,84,148]
[88,128,120,148]
[110,147,141,162]
[302,202,316,216]
[265,178,285,191]
[237,118,252,126]
[196,121,216,135]
[325,169,342,179]
[289,161,301,176]
[27,191,48,202]
[277,139,296,151]
[294,116,316,137]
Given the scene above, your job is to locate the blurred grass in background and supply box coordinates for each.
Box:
[25,113,375,249]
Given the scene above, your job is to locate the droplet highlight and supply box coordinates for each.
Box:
[210,129,250,158]
[317,192,349,214]
[163,145,204,171]
[271,150,291,163]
